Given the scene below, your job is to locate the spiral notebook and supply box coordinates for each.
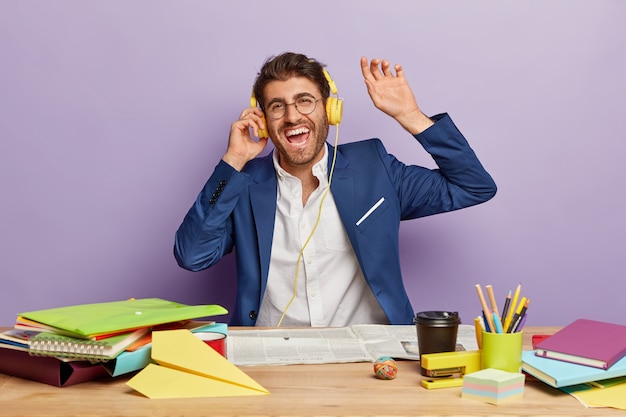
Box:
[29,327,149,361]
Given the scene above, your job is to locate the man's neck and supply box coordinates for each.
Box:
[275,148,327,206]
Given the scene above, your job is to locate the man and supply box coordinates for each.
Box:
[174,52,496,327]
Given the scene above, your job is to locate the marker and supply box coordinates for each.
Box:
[507,296,527,333]
[504,283,521,332]
[512,299,530,333]
[514,312,528,333]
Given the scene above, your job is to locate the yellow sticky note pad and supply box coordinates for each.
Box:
[127,329,269,399]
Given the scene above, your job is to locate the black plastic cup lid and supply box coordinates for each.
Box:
[414,311,461,326]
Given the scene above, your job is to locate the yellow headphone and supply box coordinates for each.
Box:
[250,68,343,139]
[249,94,269,139]
[322,68,343,126]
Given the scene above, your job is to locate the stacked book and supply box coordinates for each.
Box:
[522,318,626,388]
[0,298,227,386]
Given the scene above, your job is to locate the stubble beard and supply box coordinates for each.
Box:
[272,116,329,170]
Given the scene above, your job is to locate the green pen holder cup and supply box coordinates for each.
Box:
[481,331,523,373]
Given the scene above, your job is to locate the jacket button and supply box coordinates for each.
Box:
[249,310,257,320]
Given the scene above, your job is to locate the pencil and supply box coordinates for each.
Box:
[504,283,521,332]
[485,285,500,317]
[501,291,512,322]
[486,285,503,332]
[475,284,495,332]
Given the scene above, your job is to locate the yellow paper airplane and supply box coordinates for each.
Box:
[127,329,269,399]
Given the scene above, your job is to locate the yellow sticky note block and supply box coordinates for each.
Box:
[126,329,269,399]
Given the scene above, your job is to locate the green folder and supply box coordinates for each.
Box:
[18,298,227,339]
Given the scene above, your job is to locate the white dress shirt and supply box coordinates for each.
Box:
[256,146,389,327]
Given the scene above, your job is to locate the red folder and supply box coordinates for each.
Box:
[535,318,626,369]
[0,347,110,387]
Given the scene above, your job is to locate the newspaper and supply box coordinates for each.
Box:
[227,324,478,366]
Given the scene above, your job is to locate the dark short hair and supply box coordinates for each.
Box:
[252,52,330,110]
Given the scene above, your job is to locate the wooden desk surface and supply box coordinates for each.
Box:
[0,326,619,416]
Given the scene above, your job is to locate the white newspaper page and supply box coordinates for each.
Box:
[227,327,370,365]
[227,324,478,366]
[351,324,420,360]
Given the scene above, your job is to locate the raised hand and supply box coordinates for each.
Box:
[222,107,269,171]
[360,56,433,134]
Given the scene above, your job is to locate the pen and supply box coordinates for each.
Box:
[514,312,528,333]
[504,283,521,332]
[475,284,495,332]
[506,296,527,333]
[482,311,489,331]
[492,311,504,333]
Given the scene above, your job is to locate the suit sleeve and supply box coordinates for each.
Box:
[173,160,246,271]
[391,113,497,219]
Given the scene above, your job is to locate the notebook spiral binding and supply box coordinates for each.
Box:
[29,336,110,362]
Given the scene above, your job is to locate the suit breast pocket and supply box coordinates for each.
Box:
[355,197,389,232]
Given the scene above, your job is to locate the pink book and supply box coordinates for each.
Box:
[535,318,626,369]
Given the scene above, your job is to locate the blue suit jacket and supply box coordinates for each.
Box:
[174,114,496,326]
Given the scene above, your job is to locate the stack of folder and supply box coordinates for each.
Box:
[0,298,227,387]
[522,318,626,389]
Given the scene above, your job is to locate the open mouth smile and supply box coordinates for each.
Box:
[284,127,310,146]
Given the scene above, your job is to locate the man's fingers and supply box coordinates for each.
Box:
[369,58,383,79]
[381,60,393,76]
[394,64,404,78]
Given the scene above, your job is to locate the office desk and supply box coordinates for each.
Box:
[0,326,619,416]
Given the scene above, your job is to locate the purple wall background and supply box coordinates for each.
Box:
[1,1,625,327]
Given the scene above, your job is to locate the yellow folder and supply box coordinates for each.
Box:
[126,329,269,399]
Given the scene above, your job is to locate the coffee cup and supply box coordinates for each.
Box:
[414,311,461,376]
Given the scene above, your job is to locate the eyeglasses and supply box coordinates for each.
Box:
[265,96,321,120]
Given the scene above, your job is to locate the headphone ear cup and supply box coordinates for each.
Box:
[258,114,269,139]
[325,97,343,126]
[250,93,269,139]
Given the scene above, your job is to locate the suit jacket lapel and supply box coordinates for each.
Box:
[249,158,278,294]
[328,145,361,256]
